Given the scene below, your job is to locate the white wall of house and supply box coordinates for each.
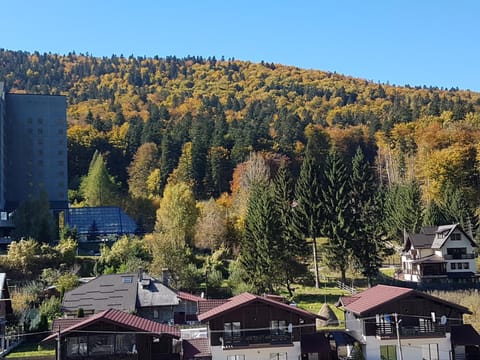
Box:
[344,311,365,343]
[441,233,477,274]
[363,334,452,360]
[210,342,301,360]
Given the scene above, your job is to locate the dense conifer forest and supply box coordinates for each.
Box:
[2,48,480,295]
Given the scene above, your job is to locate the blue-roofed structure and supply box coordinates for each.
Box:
[64,206,138,242]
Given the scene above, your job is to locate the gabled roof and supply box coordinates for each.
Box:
[405,224,477,251]
[405,232,435,250]
[137,276,179,307]
[51,317,86,331]
[338,284,472,316]
[177,291,207,303]
[182,338,211,358]
[64,206,137,236]
[432,223,477,249]
[198,293,323,321]
[63,273,181,313]
[43,309,180,342]
[198,299,230,315]
[62,273,139,313]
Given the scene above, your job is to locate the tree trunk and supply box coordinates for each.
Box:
[313,237,320,288]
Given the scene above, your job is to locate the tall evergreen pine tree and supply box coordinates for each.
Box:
[322,150,352,283]
[292,127,329,288]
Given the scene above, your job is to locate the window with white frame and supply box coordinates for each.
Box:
[270,352,287,360]
[421,344,439,360]
[227,355,245,360]
[450,233,461,241]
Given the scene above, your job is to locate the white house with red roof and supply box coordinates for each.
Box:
[337,284,477,360]
[402,224,478,284]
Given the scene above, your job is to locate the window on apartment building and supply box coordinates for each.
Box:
[451,263,456,270]
[451,233,461,241]
[226,355,244,360]
[463,262,470,269]
[270,352,287,360]
[380,345,397,360]
[421,344,439,360]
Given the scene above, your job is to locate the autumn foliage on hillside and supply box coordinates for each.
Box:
[2,49,480,231]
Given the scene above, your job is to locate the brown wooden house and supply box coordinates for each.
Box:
[43,309,180,360]
[197,292,327,360]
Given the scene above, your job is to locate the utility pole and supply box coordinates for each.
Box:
[57,326,61,360]
[394,313,403,360]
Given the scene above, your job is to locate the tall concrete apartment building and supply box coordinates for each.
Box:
[0,83,68,216]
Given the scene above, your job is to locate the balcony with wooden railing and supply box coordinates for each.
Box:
[375,322,446,340]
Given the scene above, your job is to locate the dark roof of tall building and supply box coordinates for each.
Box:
[338,284,472,316]
[198,293,323,321]
[43,309,180,342]
[64,206,137,236]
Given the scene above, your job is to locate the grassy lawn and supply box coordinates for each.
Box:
[5,342,55,358]
[286,283,353,329]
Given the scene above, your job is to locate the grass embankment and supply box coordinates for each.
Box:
[288,283,353,329]
[5,342,55,358]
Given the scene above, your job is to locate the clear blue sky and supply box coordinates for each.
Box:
[2,1,479,91]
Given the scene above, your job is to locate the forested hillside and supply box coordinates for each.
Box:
[2,48,480,292]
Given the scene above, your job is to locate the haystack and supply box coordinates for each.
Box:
[316,303,339,327]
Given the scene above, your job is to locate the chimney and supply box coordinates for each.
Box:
[138,267,143,282]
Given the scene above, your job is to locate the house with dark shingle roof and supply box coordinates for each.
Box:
[337,284,476,360]
[402,224,478,284]
[43,308,181,360]
[197,292,327,360]
[62,272,206,324]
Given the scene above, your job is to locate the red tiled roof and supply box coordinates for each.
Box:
[177,291,207,302]
[198,299,230,315]
[198,293,323,321]
[339,285,413,315]
[182,338,211,358]
[339,284,472,316]
[51,317,87,331]
[43,308,180,342]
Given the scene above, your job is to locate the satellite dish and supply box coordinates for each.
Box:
[440,315,447,325]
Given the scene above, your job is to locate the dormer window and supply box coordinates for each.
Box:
[451,233,461,241]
